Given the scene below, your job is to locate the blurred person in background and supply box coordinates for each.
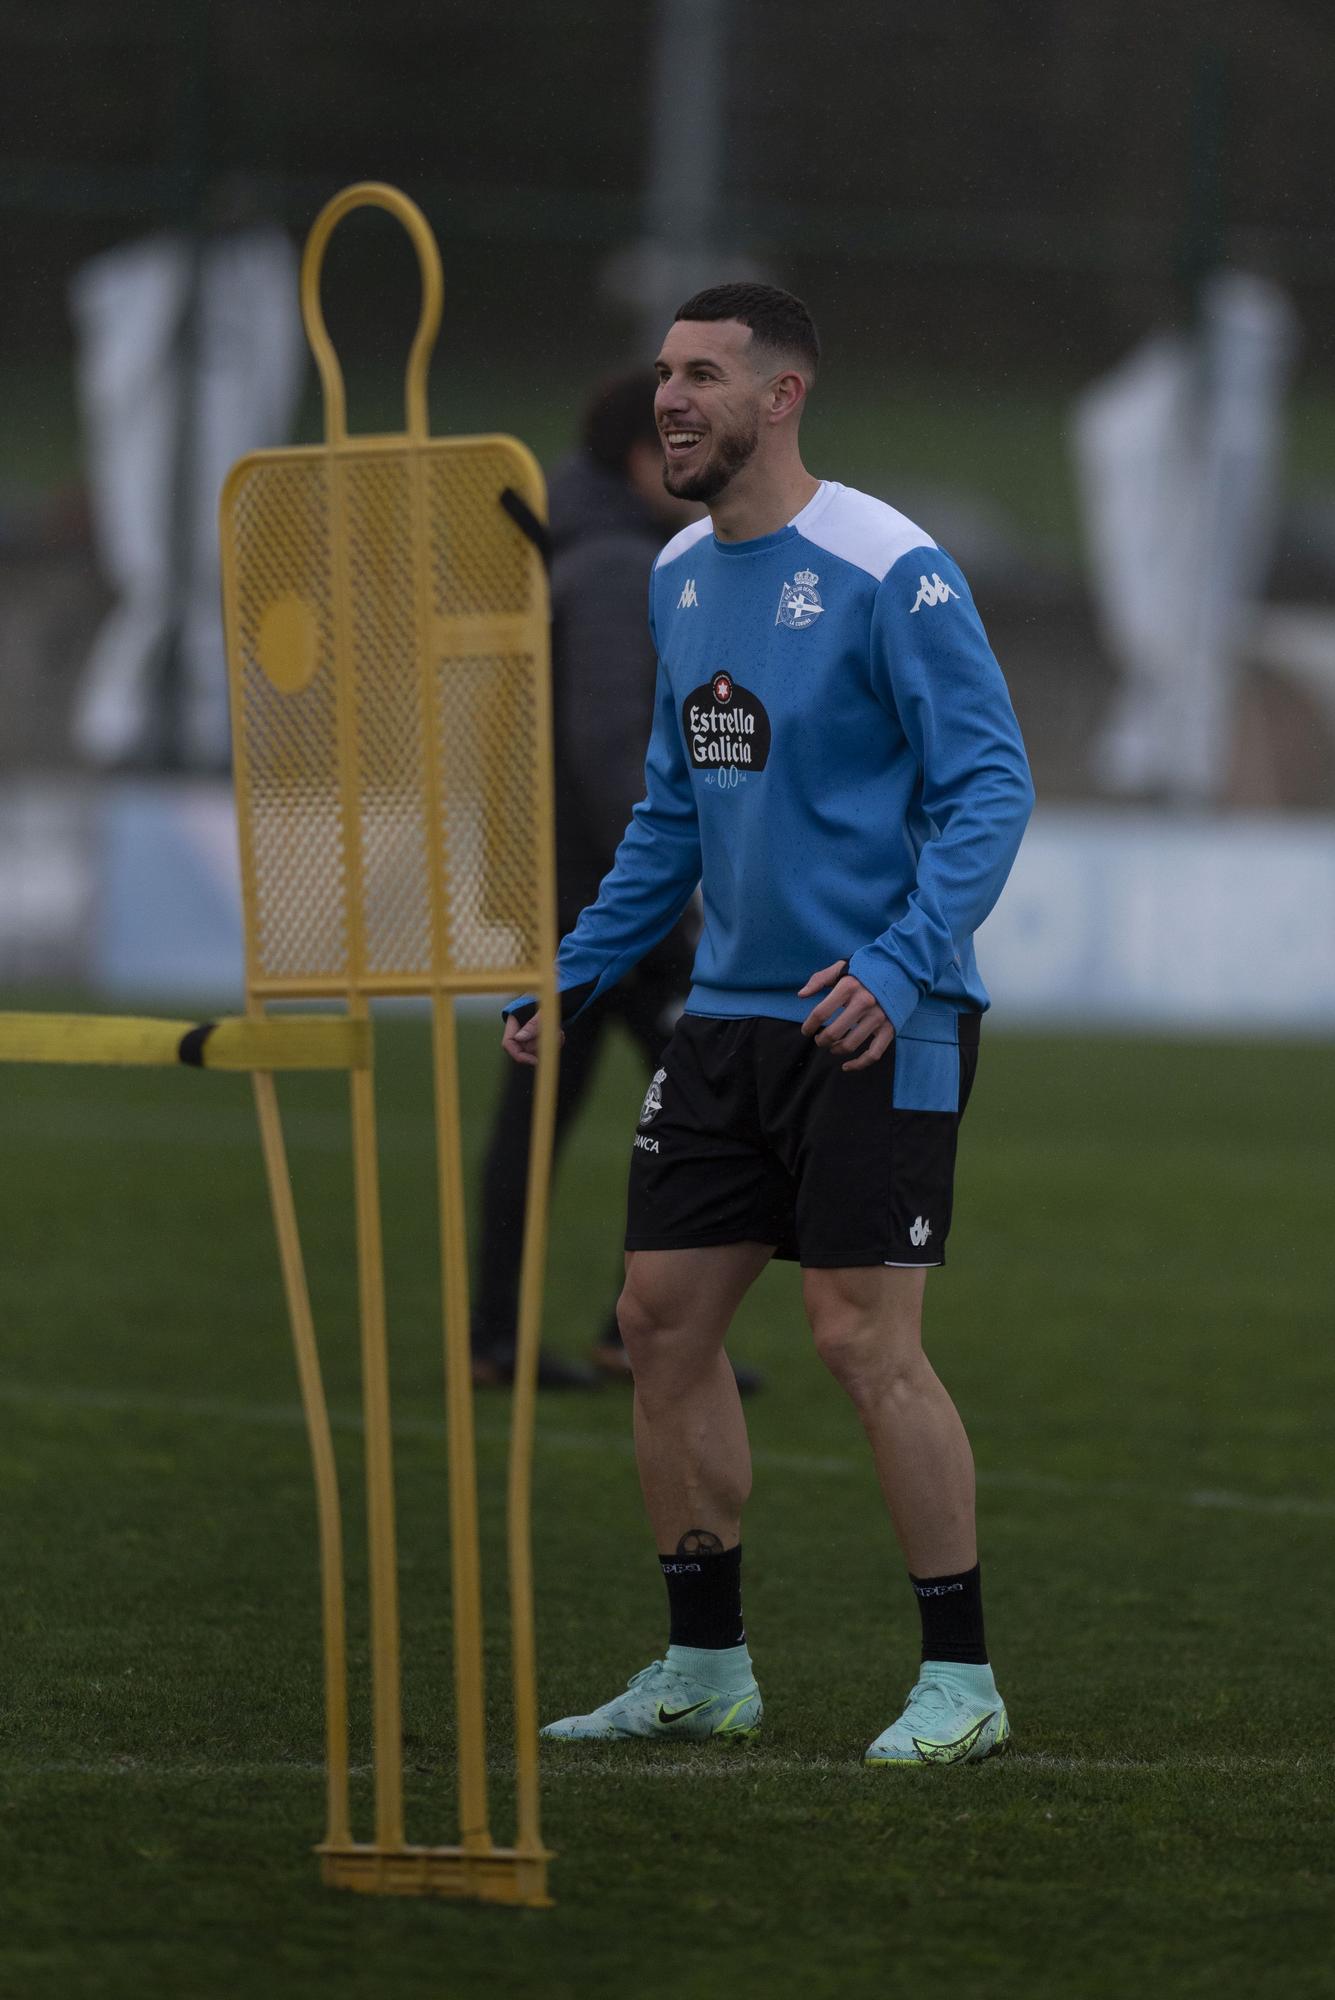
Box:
[70,195,303,770]
[471,372,770,1391]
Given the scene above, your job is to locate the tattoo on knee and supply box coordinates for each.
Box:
[676,1527,725,1558]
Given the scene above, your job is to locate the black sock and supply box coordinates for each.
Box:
[659,1541,744,1649]
[910,1563,988,1665]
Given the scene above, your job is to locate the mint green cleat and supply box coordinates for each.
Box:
[541,1657,763,1743]
[865,1662,1010,1765]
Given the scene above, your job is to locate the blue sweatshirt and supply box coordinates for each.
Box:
[547,480,1033,1036]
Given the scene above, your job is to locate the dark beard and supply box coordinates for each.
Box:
[662,410,760,503]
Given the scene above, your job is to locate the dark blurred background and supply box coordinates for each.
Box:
[3,0,1334,1019]
[7,2,1335,369]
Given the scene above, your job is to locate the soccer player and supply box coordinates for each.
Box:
[504,284,1034,1764]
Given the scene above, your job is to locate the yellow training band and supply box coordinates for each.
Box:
[0,1013,371,1072]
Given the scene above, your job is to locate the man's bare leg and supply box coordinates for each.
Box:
[539,1242,772,1741]
[617,1242,773,1551]
[802,1263,1007,1763]
[801,1264,974,1571]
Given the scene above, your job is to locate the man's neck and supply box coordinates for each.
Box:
[708,461,822,544]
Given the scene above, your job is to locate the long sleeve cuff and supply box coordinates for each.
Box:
[846,948,927,1036]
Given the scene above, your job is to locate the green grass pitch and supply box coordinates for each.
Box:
[2,1013,1333,1999]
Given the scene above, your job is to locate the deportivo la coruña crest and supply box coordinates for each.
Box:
[639,1067,666,1124]
[775,567,823,628]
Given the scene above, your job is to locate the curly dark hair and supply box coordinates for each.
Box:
[672,282,820,381]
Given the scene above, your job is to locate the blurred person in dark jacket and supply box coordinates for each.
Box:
[472,372,735,1388]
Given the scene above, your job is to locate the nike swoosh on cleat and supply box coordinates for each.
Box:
[656,1700,713,1725]
[910,1712,993,1763]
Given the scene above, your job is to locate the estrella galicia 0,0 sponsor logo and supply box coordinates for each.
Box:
[681,675,772,771]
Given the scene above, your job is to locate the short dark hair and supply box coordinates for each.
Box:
[673,282,820,381]
[582,369,661,473]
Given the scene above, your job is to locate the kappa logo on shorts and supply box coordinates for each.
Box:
[640,1067,667,1125]
[909,1216,932,1248]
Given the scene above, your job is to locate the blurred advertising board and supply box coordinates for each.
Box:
[2,784,1334,1033]
[978,808,1335,1033]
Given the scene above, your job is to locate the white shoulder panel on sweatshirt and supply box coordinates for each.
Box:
[654,515,713,571]
[795,481,936,583]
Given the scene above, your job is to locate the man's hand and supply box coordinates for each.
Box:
[502,1010,564,1068]
[798,960,895,1071]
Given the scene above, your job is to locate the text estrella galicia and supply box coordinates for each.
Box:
[681,677,772,772]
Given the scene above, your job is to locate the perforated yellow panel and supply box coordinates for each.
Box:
[231,459,348,983]
[221,435,553,996]
[428,443,546,968]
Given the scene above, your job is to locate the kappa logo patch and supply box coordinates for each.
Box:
[909,572,959,613]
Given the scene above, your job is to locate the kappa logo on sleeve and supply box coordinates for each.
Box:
[909,572,959,613]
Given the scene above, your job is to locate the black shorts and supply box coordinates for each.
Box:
[624,1011,979,1269]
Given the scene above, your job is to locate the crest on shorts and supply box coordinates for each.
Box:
[775,568,823,629]
[639,1067,667,1126]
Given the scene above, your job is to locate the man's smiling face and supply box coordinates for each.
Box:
[654,319,765,504]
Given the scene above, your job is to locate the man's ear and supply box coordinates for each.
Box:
[767,369,808,423]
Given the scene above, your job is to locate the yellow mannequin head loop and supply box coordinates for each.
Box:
[300,181,444,446]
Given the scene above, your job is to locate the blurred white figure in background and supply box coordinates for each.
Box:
[1074,271,1300,804]
[70,225,304,769]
